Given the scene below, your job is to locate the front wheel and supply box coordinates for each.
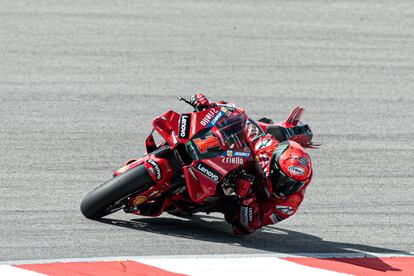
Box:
[80,164,154,219]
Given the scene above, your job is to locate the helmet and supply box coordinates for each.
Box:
[270,141,312,197]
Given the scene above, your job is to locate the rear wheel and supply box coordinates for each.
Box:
[80,164,154,219]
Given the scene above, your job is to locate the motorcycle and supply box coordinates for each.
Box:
[80,97,316,220]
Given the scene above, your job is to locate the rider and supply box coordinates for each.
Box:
[190,93,313,235]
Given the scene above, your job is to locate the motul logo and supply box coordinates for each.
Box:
[196,163,219,181]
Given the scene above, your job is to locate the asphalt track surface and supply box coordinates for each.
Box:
[0,0,413,264]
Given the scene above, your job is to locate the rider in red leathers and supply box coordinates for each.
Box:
[190,93,313,235]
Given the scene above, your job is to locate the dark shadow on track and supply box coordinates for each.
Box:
[97,214,411,273]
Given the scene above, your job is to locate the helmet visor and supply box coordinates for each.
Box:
[271,169,305,197]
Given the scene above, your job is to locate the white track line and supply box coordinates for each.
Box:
[134,256,349,276]
[1,252,413,266]
[0,265,45,276]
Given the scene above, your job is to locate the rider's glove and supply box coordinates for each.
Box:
[236,176,254,199]
[190,93,212,111]
[233,198,262,235]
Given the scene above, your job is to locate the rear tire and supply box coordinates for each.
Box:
[80,164,154,219]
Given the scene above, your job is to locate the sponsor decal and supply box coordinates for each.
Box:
[147,160,162,180]
[133,196,147,206]
[179,114,191,139]
[223,150,251,158]
[274,141,290,159]
[276,206,295,216]
[288,166,305,176]
[221,156,244,165]
[186,142,200,160]
[246,119,265,142]
[193,135,220,153]
[240,206,253,228]
[187,167,199,182]
[256,138,272,150]
[195,162,220,182]
[206,108,227,128]
[234,151,251,158]
[220,106,228,113]
[270,213,283,223]
[200,109,219,126]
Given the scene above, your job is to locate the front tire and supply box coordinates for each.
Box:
[80,164,154,219]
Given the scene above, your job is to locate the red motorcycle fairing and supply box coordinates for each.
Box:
[116,105,253,214]
[257,106,320,149]
[144,106,252,205]
[114,104,317,216]
[152,110,181,149]
[151,106,227,149]
[184,150,252,203]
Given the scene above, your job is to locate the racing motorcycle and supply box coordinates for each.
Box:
[80,97,316,220]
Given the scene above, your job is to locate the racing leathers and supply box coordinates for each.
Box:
[192,94,312,235]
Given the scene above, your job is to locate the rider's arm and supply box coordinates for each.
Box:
[231,189,305,235]
[231,118,307,234]
[260,190,305,226]
[190,94,216,111]
[190,94,246,114]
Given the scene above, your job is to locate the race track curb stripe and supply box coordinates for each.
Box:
[1,254,413,276]
[133,256,348,275]
[16,261,185,276]
[286,257,414,276]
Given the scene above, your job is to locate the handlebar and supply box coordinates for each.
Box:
[177,96,193,107]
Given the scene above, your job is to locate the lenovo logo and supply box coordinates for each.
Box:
[179,114,191,138]
[196,163,220,182]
